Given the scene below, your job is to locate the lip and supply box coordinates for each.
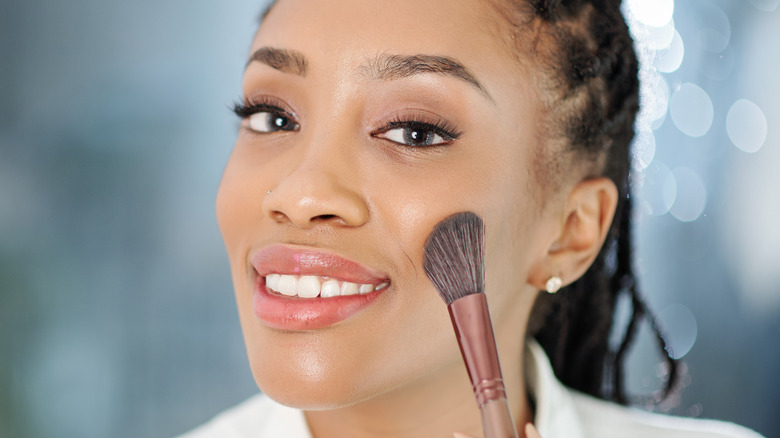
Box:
[250,244,390,330]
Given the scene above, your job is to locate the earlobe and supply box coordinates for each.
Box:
[528,177,618,291]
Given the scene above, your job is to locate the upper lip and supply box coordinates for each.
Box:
[251,244,390,284]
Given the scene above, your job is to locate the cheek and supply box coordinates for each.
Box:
[216,142,279,260]
[216,152,258,251]
[479,172,548,328]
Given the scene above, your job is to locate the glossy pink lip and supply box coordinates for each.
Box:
[250,244,390,331]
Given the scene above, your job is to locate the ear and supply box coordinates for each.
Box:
[528,177,618,290]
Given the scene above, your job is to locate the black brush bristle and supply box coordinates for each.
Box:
[423,212,485,305]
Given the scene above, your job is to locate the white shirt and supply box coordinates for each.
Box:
[177,341,765,438]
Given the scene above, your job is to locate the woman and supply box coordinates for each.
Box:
[181,0,764,436]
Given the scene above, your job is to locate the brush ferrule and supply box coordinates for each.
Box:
[473,378,507,407]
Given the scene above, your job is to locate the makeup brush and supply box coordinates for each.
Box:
[423,212,518,438]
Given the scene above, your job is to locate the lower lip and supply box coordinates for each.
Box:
[252,276,386,330]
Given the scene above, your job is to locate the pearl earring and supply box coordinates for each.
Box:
[545,276,563,294]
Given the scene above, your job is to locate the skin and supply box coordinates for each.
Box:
[215,0,618,437]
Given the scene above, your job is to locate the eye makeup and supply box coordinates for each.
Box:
[233,96,300,134]
[372,114,463,148]
[233,95,295,119]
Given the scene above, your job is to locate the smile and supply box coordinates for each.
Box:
[250,244,391,330]
[265,274,390,298]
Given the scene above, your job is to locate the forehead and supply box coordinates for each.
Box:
[252,0,522,85]
[260,0,499,42]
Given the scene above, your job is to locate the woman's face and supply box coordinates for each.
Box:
[217,0,558,408]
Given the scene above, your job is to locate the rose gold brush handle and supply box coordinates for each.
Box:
[449,294,519,438]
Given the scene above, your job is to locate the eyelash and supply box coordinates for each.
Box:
[232,96,294,121]
[231,97,463,146]
[374,116,462,145]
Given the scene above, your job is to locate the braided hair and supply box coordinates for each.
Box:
[489,0,680,403]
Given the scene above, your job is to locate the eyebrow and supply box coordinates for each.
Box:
[366,54,491,100]
[246,47,308,76]
[245,48,492,101]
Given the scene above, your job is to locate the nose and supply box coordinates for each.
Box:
[262,141,369,229]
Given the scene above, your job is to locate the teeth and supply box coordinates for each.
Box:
[341,282,359,296]
[264,274,389,298]
[320,279,341,298]
[266,273,280,291]
[297,276,321,298]
[277,274,297,296]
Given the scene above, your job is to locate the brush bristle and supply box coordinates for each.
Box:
[423,212,485,305]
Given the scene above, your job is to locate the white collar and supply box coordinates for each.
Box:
[524,339,586,438]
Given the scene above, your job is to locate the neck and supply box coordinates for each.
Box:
[305,328,533,438]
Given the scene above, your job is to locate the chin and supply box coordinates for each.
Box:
[242,337,384,410]
[250,363,378,410]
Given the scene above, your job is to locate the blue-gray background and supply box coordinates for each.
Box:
[0,1,777,437]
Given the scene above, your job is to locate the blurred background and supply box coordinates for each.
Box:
[0,0,777,437]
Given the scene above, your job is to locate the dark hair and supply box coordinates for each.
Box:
[491,0,680,404]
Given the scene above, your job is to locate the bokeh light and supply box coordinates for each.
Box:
[749,0,780,12]
[643,74,670,123]
[628,0,674,27]
[669,167,707,222]
[645,19,676,50]
[655,30,684,73]
[659,304,698,360]
[694,4,730,53]
[633,130,657,170]
[670,83,713,138]
[638,161,676,216]
[727,99,768,153]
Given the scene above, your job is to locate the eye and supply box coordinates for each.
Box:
[382,126,447,147]
[373,120,460,147]
[247,111,299,133]
[232,97,300,134]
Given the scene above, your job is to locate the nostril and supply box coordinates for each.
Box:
[313,214,338,222]
[270,211,288,223]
